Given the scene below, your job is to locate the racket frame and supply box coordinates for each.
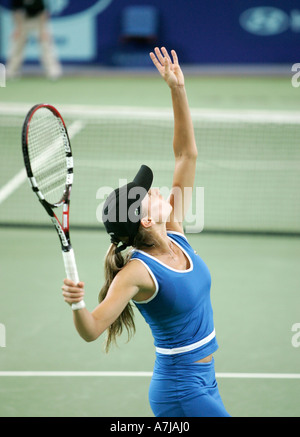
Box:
[22,103,74,253]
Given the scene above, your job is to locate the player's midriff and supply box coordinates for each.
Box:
[194,354,213,363]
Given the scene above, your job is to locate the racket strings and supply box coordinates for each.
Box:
[28,108,68,205]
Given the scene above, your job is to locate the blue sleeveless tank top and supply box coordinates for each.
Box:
[130,231,218,363]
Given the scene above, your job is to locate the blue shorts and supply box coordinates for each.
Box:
[149,357,230,417]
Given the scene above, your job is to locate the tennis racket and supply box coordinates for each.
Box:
[22,104,84,310]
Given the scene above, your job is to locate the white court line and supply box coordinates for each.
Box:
[1,102,300,123]
[0,168,27,204]
[0,371,299,379]
[0,120,85,205]
[216,373,300,379]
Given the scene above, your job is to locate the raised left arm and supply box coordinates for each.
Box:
[150,47,198,232]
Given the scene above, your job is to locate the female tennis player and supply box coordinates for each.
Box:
[62,47,230,417]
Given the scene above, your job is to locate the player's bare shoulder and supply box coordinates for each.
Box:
[120,257,156,294]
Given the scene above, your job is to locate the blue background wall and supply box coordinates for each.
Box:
[0,0,299,65]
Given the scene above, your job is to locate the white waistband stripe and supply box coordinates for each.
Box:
[156,329,216,355]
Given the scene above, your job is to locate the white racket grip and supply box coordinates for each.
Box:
[62,249,85,311]
[63,248,79,284]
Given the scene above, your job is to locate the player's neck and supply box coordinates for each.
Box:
[142,224,174,256]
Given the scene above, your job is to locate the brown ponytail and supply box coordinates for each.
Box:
[98,227,155,352]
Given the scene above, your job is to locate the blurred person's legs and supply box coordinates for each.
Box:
[38,13,62,80]
[6,16,27,79]
[6,13,62,80]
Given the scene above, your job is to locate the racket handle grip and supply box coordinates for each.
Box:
[63,248,79,283]
[62,249,85,311]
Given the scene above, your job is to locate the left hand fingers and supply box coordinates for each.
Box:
[171,49,179,65]
[150,51,164,73]
[154,47,165,65]
[153,47,176,73]
[161,47,173,64]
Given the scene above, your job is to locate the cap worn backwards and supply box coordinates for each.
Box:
[102,165,153,252]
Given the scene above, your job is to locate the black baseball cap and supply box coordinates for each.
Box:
[102,165,153,252]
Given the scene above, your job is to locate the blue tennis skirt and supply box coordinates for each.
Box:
[149,356,230,417]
